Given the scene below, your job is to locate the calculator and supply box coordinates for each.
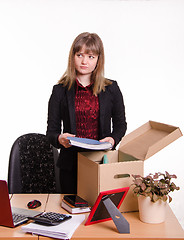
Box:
[28,212,72,226]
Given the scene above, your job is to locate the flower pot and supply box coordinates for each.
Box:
[138,195,167,224]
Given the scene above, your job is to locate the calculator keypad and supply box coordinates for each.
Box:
[41,212,70,222]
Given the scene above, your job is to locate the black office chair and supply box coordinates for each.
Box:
[8,133,61,193]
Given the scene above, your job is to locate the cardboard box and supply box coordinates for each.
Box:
[77,121,182,212]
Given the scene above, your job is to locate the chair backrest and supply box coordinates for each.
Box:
[8,133,61,193]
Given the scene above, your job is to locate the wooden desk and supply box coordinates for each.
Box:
[43,194,184,240]
[0,194,183,240]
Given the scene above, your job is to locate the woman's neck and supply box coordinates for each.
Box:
[77,75,91,87]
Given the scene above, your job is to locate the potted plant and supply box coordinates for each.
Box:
[132,171,180,224]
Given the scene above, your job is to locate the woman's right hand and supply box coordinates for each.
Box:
[58,133,75,148]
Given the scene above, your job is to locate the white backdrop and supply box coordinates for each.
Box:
[0,0,183,229]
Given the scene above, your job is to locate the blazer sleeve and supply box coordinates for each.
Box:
[46,85,64,149]
[109,81,127,147]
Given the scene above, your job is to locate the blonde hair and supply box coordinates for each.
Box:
[58,32,112,95]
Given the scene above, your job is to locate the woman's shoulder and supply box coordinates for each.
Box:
[53,82,67,89]
[105,78,119,89]
[103,79,123,97]
[52,83,69,92]
[105,78,118,83]
[50,83,69,99]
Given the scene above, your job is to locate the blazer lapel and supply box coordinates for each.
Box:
[66,86,77,134]
[99,91,106,137]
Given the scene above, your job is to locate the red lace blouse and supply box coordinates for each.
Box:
[75,79,99,140]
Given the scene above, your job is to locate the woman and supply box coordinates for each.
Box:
[46,32,127,193]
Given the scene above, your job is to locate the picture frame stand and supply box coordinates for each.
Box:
[102,195,130,234]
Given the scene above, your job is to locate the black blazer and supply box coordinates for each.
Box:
[46,80,127,170]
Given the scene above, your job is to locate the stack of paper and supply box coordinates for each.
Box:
[21,214,85,239]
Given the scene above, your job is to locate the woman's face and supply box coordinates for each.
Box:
[74,45,98,78]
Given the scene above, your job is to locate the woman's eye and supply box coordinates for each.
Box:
[89,55,95,59]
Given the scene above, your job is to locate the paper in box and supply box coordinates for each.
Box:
[77,121,182,212]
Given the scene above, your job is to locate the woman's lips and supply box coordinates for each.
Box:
[80,66,88,69]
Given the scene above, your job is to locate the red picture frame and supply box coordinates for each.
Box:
[85,187,129,226]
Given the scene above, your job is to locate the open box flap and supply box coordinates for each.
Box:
[119,121,182,161]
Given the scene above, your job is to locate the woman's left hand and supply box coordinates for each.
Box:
[99,137,115,148]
